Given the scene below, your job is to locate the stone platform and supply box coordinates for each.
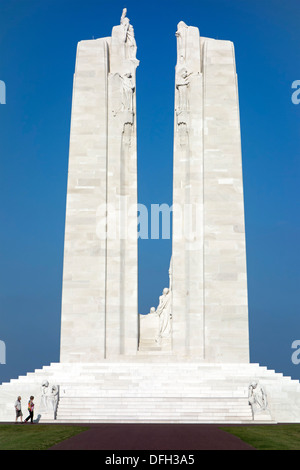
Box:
[1,359,300,423]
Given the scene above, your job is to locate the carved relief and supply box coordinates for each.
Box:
[175,22,193,128]
[109,72,135,125]
[175,21,189,66]
[120,8,138,61]
[40,380,59,419]
[154,258,173,345]
[121,72,135,125]
[110,11,137,125]
[175,67,192,126]
[248,380,270,419]
[155,288,172,345]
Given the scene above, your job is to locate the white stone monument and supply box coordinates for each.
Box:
[140,22,249,363]
[1,13,300,425]
[172,23,249,361]
[60,8,139,362]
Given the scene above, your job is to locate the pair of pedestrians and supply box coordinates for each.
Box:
[14,396,35,424]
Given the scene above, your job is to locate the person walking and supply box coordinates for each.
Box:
[24,396,34,424]
[14,396,23,423]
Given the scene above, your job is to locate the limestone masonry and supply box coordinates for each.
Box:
[60,9,139,362]
[1,11,300,424]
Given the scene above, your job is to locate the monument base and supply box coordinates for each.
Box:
[0,358,300,423]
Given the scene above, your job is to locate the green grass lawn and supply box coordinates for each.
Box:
[222,424,300,450]
[0,424,89,450]
[2,422,300,450]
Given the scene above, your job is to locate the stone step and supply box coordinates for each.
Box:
[58,398,249,404]
[1,361,298,423]
[57,406,252,413]
[55,414,253,424]
[56,415,253,421]
[58,413,251,418]
[58,387,249,392]
[58,400,250,405]
[56,393,253,422]
[36,363,271,373]
[58,396,248,401]
[59,392,248,398]
[56,409,252,416]
[58,410,252,416]
[51,419,255,424]
[58,406,251,413]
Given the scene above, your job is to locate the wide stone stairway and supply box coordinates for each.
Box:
[54,362,253,423]
[2,359,300,423]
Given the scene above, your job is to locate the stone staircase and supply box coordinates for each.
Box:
[53,361,252,422]
[56,396,252,423]
[1,359,300,423]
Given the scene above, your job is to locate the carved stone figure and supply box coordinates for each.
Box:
[175,21,189,65]
[49,385,59,415]
[155,287,172,344]
[176,67,192,118]
[248,380,269,418]
[41,380,59,418]
[121,72,135,113]
[41,380,49,409]
[120,7,127,24]
[120,8,137,60]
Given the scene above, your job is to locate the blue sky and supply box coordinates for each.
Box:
[0,0,299,384]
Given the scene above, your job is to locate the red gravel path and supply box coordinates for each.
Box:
[49,423,255,450]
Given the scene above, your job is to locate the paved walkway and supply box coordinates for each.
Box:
[49,423,255,450]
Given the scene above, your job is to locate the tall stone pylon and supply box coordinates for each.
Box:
[60,9,139,362]
[171,22,250,362]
